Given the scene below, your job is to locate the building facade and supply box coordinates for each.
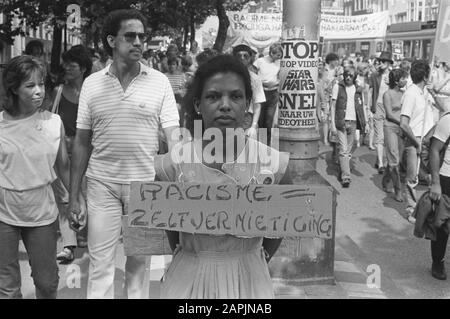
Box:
[0,11,81,66]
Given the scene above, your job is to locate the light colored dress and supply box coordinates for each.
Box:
[155,138,289,299]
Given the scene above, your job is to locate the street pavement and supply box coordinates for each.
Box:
[18,143,450,299]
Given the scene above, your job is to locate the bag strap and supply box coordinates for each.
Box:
[51,85,63,114]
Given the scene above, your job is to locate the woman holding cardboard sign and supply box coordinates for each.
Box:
[155,55,291,299]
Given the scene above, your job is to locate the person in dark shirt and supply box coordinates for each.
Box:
[51,45,92,264]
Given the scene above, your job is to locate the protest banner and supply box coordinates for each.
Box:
[123,182,335,256]
[433,0,450,64]
[278,40,320,129]
[320,11,389,40]
[201,11,282,53]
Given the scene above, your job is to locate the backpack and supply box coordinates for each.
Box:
[420,111,450,173]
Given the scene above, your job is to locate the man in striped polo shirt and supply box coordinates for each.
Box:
[68,9,179,299]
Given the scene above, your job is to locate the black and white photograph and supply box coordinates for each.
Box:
[0,0,449,304]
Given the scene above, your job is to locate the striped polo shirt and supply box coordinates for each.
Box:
[77,62,179,183]
[165,72,186,93]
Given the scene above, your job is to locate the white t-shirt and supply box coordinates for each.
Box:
[325,66,336,83]
[256,56,280,91]
[249,71,266,114]
[433,113,450,177]
[332,83,357,121]
[401,84,435,137]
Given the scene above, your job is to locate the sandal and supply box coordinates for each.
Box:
[57,247,75,264]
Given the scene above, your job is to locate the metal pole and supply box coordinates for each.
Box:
[278,0,321,184]
[269,0,336,286]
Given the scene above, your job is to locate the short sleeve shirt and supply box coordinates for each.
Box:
[401,84,435,138]
[256,56,280,91]
[249,71,266,114]
[433,114,450,177]
[77,62,179,183]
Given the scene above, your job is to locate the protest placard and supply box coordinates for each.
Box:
[123,182,335,256]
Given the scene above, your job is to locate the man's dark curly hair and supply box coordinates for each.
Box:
[101,9,147,57]
[410,60,430,84]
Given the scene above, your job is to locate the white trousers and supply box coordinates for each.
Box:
[86,177,147,299]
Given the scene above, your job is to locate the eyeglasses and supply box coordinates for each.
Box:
[344,73,355,79]
[121,32,147,43]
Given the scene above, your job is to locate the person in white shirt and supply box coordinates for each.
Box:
[400,60,435,223]
[429,111,450,281]
[330,66,367,188]
[255,43,283,145]
[233,44,265,140]
[67,9,180,299]
[369,52,393,175]
[0,55,79,298]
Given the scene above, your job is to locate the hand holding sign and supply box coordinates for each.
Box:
[128,182,333,239]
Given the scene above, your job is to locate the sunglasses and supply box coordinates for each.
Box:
[121,32,147,43]
[344,73,355,79]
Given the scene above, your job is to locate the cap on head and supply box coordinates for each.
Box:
[377,51,394,64]
[232,44,253,56]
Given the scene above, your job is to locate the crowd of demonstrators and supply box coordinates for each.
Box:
[3,10,450,299]
[156,54,290,299]
[319,51,450,228]
[0,55,85,298]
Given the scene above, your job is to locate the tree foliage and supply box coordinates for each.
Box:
[0,0,252,61]
[141,0,250,51]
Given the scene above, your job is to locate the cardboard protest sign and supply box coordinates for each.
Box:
[123,182,334,256]
[278,41,320,129]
